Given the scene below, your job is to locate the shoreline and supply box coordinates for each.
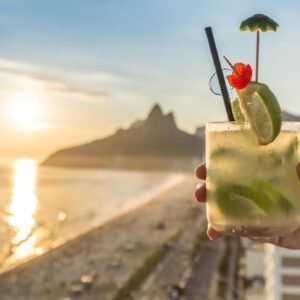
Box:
[0,176,200,300]
[0,173,188,274]
[41,156,202,172]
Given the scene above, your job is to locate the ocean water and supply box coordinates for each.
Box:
[0,160,186,271]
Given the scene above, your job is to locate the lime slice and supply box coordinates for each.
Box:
[226,183,273,213]
[214,185,265,219]
[214,182,272,218]
[237,82,282,145]
[210,147,243,159]
[253,179,293,216]
[231,98,246,122]
[213,180,293,218]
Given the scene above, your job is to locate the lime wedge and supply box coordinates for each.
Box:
[213,180,293,218]
[253,179,293,216]
[226,183,273,213]
[210,147,243,159]
[231,98,246,122]
[214,182,272,218]
[237,82,282,145]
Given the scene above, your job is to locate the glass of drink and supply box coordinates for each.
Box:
[206,121,300,237]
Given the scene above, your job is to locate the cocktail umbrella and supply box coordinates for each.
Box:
[240,14,279,82]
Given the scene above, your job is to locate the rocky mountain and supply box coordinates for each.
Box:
[42,104,204,169]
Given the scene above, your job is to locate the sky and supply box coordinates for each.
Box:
[0,0,299,162]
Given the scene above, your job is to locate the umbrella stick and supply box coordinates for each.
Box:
[256,30,260,82]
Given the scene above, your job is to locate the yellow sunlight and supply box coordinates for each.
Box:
[6,159,38,259]
[9,91,43,131]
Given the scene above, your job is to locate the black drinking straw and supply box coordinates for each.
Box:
[205,27,234,121]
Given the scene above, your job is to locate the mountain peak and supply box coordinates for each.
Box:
[147,104,163,121]
[145,104,178,130]
[166,112,177,128]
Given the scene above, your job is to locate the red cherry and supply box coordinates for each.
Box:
[227,63,252,89]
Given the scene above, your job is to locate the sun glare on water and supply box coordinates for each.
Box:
[9,91,43,131]
[6,159,38,259]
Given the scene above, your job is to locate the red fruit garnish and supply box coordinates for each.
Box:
[227,63,252,89]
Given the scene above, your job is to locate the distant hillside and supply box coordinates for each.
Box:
[282,111,300,121]
[42,104,204,170]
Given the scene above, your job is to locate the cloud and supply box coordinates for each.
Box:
[0,57,129,102]
[25,73,107,100]
[0,56,155,112]
[0,58,32,71]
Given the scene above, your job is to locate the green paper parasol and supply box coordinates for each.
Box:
[240,14,279,81]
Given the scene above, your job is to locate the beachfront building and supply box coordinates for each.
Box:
[265,244,300,300]
[242,239,265,300]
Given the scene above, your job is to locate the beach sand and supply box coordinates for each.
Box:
[0,176,209,300]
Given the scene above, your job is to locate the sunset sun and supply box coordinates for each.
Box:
[9,92,43,131]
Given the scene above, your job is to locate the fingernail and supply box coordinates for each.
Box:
[207,225,222,240]
[194,183,206,202]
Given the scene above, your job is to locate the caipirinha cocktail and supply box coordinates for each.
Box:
[206,122,300,237]
[205,14,300,237]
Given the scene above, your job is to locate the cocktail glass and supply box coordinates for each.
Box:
[206,121,300,237]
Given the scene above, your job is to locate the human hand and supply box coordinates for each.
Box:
[194,163,300,249]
